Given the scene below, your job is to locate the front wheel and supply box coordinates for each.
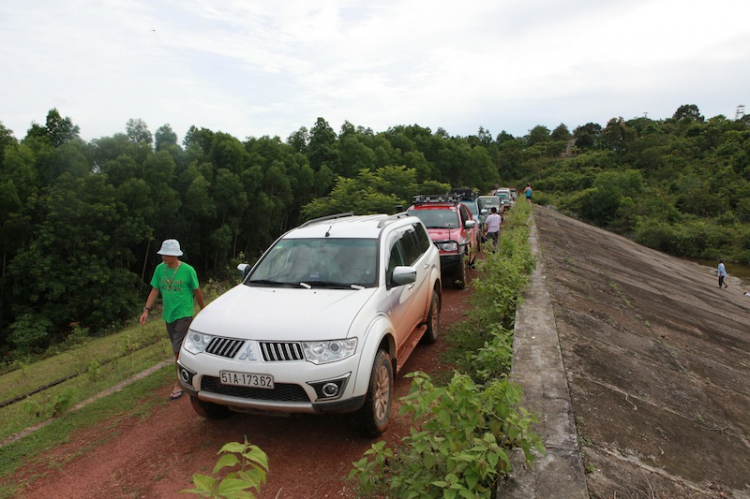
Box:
[354,349,393,438]
[453,255,467,289]
[190,395,231,419]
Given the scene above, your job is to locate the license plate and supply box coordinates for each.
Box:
[220,371,274,389]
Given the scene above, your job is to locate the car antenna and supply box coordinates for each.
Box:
[325,224,333,237]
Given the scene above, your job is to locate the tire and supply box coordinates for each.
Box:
[453,255,467,289]
[355,349,393,438]
[422,290,440,344]
[190,395,232,419]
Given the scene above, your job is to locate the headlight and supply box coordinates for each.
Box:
[183,330,214,354]
[437,241,459,252]
[302,339,357,364]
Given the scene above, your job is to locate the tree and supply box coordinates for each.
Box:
[0,121,18,170]
[155,124,178,151]
[308,117,339,173]
[126,119,153,146]
[26,108,80,147]
[7,173,144,341]
[573,123,602,150]
[673,104,704,122]
[602,118,637,154]
[551,124,572,142]
[526,125,551,146]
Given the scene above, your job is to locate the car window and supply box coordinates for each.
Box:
[400,227,423,265]
[460,201,478,218]
[386,237,406,285]
[413,222,432,253]
[459,206,470,226]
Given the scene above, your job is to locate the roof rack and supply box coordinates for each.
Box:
[447,188,478,201]
[299,212,354,228]
[411,194,460,205]
[377,211,411,228]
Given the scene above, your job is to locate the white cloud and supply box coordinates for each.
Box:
[1,0,748,142]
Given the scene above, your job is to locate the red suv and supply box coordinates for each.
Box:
[407,195,479,289]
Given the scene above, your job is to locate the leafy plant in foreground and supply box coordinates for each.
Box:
[182,438,269,499]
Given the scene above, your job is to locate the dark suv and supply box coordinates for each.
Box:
[407,195,479,289]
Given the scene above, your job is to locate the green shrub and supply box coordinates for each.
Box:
[349,373,542,498]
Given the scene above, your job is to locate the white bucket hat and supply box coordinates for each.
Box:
[157,239,183,256]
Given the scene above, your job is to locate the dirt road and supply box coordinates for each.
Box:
[7,279,472,498]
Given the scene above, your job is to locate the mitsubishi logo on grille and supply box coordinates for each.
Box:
[239,342,257,361]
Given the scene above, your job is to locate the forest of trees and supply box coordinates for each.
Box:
[1,104,749,356]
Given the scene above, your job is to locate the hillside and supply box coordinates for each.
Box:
[532,205,750,498]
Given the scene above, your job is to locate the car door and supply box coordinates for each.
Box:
[400,222,431,326]
[383,228,421,348]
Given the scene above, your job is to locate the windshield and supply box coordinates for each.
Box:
[408,209,458,229]
[248,238,378,288]
[478,197,500,208]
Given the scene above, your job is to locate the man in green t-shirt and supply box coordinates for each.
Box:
[140,239,205,400]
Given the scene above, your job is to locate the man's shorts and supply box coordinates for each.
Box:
[166,317,193,354]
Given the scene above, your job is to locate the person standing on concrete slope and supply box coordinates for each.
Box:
[717,259,728,289]
[140,239,205,400]
[524,183,533,203]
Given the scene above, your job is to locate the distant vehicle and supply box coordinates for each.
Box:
[408,194,479,289]
[448,188,480,223]
[476,195,502,230]
[494,188,513,212]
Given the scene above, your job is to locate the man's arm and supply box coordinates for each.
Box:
[194,287,206,311]
[140,287,160,325]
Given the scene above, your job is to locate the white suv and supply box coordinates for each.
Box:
[177,213,442,437]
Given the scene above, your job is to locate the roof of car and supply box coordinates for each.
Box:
[288,213,416,239]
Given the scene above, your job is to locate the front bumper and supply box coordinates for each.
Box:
[439,253,464,273]
[177,352,368,415]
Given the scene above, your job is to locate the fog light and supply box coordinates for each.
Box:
[178,365,195,385]
[322,383,339,397]
[308,374,350,401]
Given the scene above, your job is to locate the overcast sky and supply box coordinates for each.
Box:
[2,0,749,144]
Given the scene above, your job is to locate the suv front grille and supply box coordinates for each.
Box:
[206,337,244,358]
[260,341,304,361]
[202,376,310,402]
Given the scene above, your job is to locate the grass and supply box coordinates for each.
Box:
[0,364,174,498]
[0,321,175,442]
[0,321,166,403]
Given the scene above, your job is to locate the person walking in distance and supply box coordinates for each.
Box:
[485,207,502,249]
[524,183,533,203]
[140,239,205,399]
[717,259,729,289]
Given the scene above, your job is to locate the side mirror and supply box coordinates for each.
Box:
[465,220,477,229]
[391,266,417,286]
[237,263,251,280]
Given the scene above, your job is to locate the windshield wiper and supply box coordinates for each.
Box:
[300,281,358,289]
